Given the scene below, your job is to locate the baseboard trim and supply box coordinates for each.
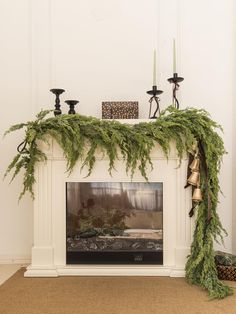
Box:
[0,256,31,265]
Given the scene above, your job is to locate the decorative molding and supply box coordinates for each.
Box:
[25,266,57,277]
[25,265,185,277]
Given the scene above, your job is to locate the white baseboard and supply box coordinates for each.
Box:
[0,255,31,265]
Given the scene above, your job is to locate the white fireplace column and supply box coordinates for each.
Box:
[25,123,192,277]
[174,164,194,270]
[26,141,58,276]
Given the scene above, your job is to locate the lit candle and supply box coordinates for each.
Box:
[153,49,157,86]
[173,39,177,74]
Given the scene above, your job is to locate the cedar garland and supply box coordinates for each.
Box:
[4,106,233,298]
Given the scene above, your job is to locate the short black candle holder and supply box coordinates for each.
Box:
[146,85,163,119]
[50,88,65,116]
[65,100,79,114]
[167,73,184,109]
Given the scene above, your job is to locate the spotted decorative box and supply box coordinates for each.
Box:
[102,102,139,119]
[217,265,236,281]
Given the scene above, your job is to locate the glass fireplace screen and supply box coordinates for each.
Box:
[66,182,163,264]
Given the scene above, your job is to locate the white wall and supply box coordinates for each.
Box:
[232,1,236,254]
[180,0,234,252]
[0,0,33,263]
[0,0,234,262]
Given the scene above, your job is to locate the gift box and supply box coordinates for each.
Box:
[102,102,139,119]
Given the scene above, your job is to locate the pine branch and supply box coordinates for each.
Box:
[4,106,231,298]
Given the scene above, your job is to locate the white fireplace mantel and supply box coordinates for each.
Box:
[24,119,193,277]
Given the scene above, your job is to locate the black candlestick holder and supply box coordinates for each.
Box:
[167,73,184,109]
[50,88,65,116]
[65,100,79,114]
[146,86,163,119]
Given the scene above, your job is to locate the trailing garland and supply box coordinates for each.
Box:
[4,106,233,298]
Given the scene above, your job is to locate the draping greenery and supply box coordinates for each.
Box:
[4,106,233,298]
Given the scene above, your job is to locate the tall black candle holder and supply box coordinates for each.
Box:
[167,73,184,109]
[65,100,79,114]
[146,86,163,119]
[50,88,65,116]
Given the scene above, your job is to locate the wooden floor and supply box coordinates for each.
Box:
[0,264,21,285]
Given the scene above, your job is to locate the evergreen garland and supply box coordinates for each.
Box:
[4,106,233,298]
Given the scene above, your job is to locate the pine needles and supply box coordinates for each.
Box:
[4,106,232,298]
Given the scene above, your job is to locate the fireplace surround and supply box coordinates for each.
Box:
[24,119,192,277]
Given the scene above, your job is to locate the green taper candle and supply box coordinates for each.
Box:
[153,49,157,86]
[173,39,177,73]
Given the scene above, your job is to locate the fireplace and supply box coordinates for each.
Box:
[66,182,163,264]
[24,129,192,277]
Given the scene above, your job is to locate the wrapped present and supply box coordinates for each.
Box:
[102,102,139,119]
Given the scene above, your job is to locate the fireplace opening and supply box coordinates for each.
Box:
[66,182,163,264]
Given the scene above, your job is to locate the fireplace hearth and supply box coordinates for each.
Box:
[66,182,163,264]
